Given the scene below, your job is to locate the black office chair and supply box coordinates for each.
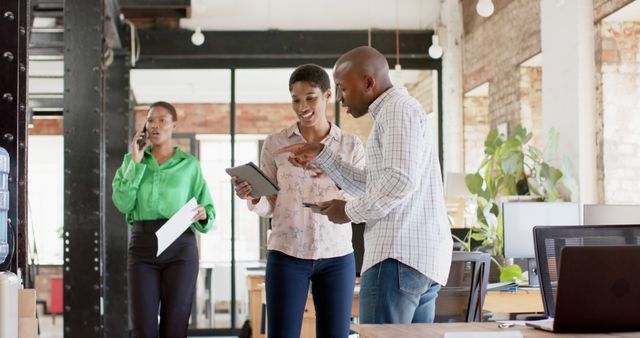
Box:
[533,224,640,317]
[434,251,491,322]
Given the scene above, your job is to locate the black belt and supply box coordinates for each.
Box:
[132,219,168,233]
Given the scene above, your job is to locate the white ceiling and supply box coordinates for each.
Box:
[180,0,441,31]
[29,1,441,105]
[603,0,640,22]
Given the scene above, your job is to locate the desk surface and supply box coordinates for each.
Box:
[485,289,544,314]
[357,323,640,338]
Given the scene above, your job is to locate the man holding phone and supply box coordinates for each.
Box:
[275,47,452,324]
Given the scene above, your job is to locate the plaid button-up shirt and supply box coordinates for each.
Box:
[315,87,452,285]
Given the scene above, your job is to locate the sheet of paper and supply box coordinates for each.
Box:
[497,320,533,327]
[155,197,197,257]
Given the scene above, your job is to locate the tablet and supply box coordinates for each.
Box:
[302,202,323,213]
[225,161,279,196]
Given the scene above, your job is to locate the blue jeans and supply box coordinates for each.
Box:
[359,259,441,324]
[265,250,355,338]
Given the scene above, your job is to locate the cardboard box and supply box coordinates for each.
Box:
[18,289,36,318]
[18,318,37,338]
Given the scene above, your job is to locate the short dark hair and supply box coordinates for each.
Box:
[148,101,178,121]
[288,64,331,92]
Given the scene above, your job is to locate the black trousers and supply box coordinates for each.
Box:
[128,220,199,338]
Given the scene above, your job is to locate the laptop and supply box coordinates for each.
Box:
[526,245,640,333]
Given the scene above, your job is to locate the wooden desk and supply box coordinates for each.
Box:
[357,323,640,337]
[247,274,266,338]
[249,272,544,338]
[484,289,544,314]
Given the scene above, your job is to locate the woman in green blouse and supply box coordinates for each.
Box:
[112,101,215,338]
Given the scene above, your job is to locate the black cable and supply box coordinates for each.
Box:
[0,220,16,271]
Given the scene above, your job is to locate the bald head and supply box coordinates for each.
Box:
[335,46,392,91]
[332,46,394,118]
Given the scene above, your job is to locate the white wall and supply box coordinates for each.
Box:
[28,135,64,264]
[541,0,597,203]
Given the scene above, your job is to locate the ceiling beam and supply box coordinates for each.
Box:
[136,29,440,69]
[120,0,190,18]
[31,0,63,17]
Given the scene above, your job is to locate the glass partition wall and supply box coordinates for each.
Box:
[128,66,439,336]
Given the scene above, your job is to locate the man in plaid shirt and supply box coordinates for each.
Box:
[275,46,452,324]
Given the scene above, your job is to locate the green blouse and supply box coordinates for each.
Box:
[112,146,215,233]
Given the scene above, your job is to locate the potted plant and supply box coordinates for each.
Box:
[459,125,576,282]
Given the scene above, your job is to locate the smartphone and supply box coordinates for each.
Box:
[136,125,147,150]
[303,202,323,213]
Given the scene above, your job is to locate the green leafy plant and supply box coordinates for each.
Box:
[459,125,576,281]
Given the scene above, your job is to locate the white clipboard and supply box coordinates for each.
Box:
[155,197,197,257]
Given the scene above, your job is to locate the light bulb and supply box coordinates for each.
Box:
[476,0,494,17]
[428,34,443,59]
[191,26,205,46]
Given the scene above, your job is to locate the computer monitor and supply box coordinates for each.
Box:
[502,202,580,285]
[583,204,640,225]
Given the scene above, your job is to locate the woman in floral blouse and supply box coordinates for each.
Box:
[231,64,364,338]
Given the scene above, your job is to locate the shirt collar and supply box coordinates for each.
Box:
[285,123,301,138]
[286,122,341,142]
[172,146,189,159]
[145,145,189,161]
[368,86,401,120]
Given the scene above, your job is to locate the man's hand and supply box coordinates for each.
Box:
[273,142,324,169]
[318,199,351,224]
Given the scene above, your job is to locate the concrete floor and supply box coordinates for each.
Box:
[38,315,62,338]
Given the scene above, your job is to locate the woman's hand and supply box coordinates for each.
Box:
[231,176,261,205]
[131,131,148,163]
[192,204,208,222]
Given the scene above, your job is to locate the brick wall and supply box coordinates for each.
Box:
[30,119,63,135]
[134,102,373,146]
[461,0,542,173]
[594,2,634,204]
[488,68,522,132]
[519,67,543,148]
[463,96,490,173]
[31,102,374,146]
[33,265,63,313]
[462,0,541,94]
[600,22,640,203]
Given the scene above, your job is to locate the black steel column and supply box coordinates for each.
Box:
[16,0,29,286]
[63,0,106,336]
[230,68,237,330]
[0,0,18,272]
[103,52,131,338]
[0,0,28,277]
